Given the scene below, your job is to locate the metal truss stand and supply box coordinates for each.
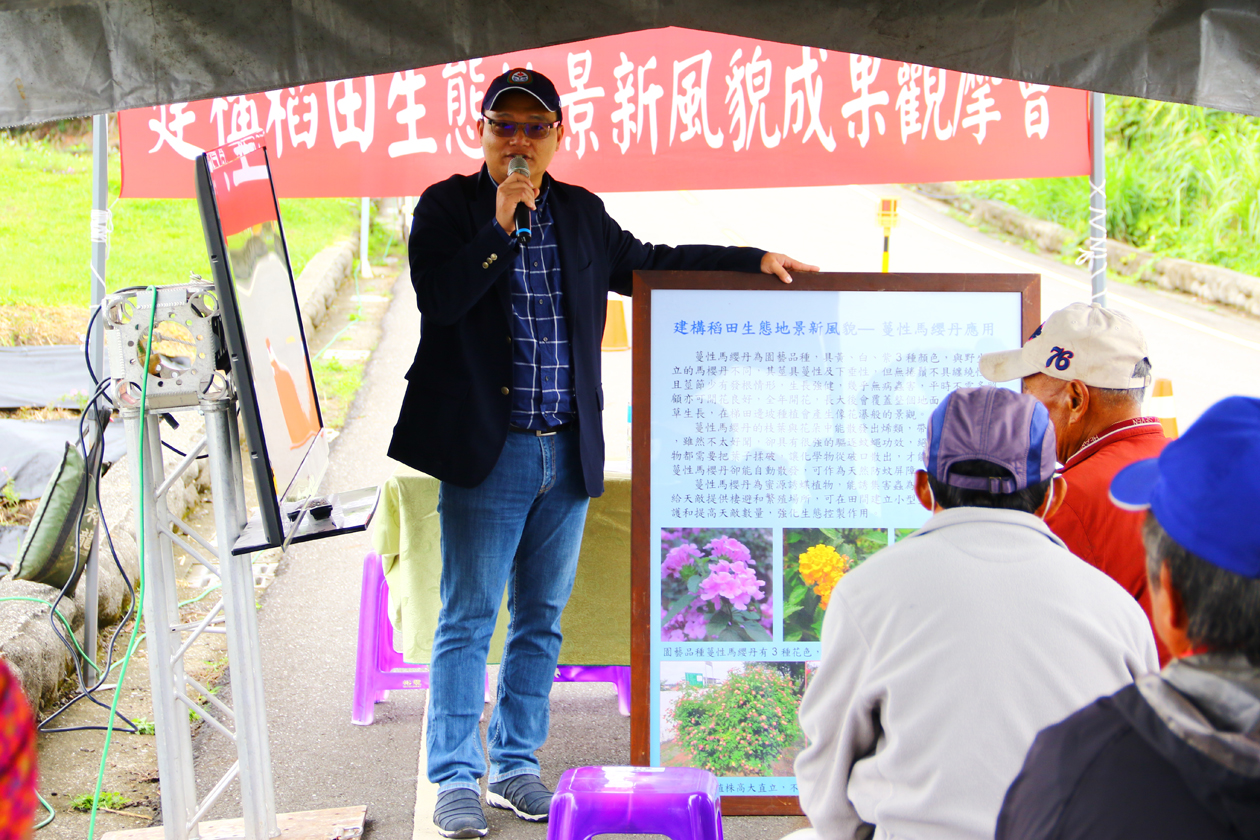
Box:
[122,388,279,840]
[104,283,365,840]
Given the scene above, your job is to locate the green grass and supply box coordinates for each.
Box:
[70,791,130,812]
[312,355,366,430]
[308,205,398,429]
[963,96,1260,277]
[0,134,359,306]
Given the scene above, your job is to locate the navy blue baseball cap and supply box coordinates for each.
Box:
[1111,395,1260,578]
[922,387,1057,493]
[482,68,562,117]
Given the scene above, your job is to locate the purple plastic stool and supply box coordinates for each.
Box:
[555,666,632,716]
[547,766,723,840]
[352,552,431,725]
[352,552,631,723]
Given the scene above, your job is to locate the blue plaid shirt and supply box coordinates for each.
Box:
[492,176,575,430]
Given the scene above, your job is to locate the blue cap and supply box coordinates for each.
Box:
[1110,396,1260,578]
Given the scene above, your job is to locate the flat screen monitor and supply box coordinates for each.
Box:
[194,137,329,551]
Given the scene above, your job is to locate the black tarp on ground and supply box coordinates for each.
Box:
[0,418,125,501]
[2,1,1260,128]
[0,525,23,570]
[0,346,110,410]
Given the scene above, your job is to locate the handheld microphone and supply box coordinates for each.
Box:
[508,155,532,245]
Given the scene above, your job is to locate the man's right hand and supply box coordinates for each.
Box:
[496,171,539,235]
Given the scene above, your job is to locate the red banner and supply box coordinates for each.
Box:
[119,27,1088,198]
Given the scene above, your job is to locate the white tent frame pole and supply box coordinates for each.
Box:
[360,198,373,278]
[1088,92,1107,307]
[84,112,110,672]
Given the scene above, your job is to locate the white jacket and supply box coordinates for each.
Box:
[795,506,1159,840]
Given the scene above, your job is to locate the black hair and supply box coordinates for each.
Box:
[926,459,1051,514]
[1144,513,1260,666]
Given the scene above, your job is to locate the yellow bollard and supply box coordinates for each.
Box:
[602,296,630,351]
[1150,378,1178,439]
[877,197,899,274]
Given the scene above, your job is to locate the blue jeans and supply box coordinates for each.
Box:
[427,426,590,792]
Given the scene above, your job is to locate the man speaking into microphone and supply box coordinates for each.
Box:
[388,67,817,837]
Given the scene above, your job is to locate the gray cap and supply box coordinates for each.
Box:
[922,387,1057,493]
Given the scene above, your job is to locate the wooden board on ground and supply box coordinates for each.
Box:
[101,806,367,840]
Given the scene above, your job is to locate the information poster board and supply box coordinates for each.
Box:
[630,272,1039,815]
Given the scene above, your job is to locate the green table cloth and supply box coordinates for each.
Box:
[370,465,632,665]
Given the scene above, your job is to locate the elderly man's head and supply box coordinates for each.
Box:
[914,386,1067,520]
[981,304,1152,462]
[1111,396,1260,663]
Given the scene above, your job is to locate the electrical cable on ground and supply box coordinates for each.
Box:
[0,597,86,658]
[82,305,111,405]
[85,304,206,460]
[25,305,140,827]
[34,790,54,830]
[48,381,110,680]
[31,280,223,828]
[36,376,139,736]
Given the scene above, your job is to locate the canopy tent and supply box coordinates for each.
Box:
[3,0,1260,128]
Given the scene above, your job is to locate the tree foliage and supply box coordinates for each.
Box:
[966,96,1260,277]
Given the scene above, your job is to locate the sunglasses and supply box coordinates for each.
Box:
[482,116,562,139]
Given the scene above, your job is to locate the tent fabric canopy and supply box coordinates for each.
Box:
[3,0,1259,128]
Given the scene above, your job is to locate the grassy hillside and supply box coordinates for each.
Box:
[0,131,358,308]
[964,96,1260,277]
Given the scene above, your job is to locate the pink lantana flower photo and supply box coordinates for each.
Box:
[704,535,753,566]
[663,543,703,578]
[659,528,774,643]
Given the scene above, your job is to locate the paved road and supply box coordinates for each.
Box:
[194,184,1260,840]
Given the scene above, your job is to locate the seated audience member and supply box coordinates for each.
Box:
[997,395,1260,840]
[0,658,37,839]
[981,303,1170,662]
[794,386,1158,840]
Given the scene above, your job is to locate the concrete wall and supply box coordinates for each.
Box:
[917,183,1260,317]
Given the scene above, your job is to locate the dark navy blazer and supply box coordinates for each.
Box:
[387,165,765,497]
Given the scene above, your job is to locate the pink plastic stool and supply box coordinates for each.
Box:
[353,552,632,724]
[547,766,723,840]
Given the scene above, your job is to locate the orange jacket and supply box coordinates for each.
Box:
[1046,418,1170,665]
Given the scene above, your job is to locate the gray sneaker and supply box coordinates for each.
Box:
[433,788,488,838]
[486,774,553,821]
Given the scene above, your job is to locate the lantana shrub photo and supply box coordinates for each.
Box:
[783,527,888,641]
[668,662,811,777]
[660,527,773,642]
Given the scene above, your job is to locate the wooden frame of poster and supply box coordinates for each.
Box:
[629,271,1040,816]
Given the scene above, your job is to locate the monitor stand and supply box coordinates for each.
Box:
[233,486,379,555]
